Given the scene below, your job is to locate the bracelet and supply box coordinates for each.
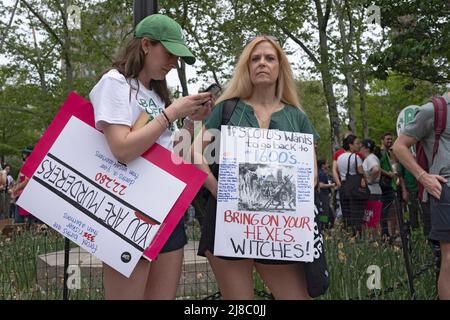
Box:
[160,113,170,128]
[155,114,169,129]
[161,110,172,125]
[417,171,427,181]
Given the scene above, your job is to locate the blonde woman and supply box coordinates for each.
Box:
[192,36,319,299]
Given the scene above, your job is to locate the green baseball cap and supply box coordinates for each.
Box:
[134,14,196,65]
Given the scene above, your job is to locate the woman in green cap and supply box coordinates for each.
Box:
[192,36,319,299]
[89,14,213,300]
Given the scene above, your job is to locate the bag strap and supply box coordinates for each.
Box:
[432,97,448,163]
[221,98,239,125]
[346,153,358,176]
[209,98,239,179]
[346,152,352,175]
[416,97,447,201]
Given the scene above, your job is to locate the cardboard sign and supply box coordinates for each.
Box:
[18,92,207,277]
[214,126,315,262]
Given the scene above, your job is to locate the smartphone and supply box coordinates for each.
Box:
[201,83,221,106]
[204,83,222,96]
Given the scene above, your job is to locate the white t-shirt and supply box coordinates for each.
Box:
[89,69,177,151]
[362,153,382,195]
[336,152,362,181]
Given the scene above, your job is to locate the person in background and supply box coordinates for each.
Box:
[0,164,6,219]
[360,139,382,237]
[10,147,34,224]
[397,162,421,230]
[379,132,397,241]
[335,134,364,235]
[393,91,450,299]
[318,159,335,229]
[0,164,13,219]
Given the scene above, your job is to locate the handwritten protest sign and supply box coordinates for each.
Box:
[214,126,315,262]
[18,93,207,277]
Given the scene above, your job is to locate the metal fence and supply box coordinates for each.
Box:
[0,195,440,300]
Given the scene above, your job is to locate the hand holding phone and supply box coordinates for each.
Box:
[204,83,221,96]
[202,83,221,105]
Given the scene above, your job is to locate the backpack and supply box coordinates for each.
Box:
[416,96,448,201]
[191,98,239,224]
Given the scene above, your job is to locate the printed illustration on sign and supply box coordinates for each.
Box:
[238,163,296,212]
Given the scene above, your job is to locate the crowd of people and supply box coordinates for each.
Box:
[0,146,37,224]
[317,132,431,242]
[0,163,14,220]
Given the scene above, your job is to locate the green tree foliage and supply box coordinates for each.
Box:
[297,79,331,160]
[369,0,450,83]
[356,74,446,142]
[0,0,134,162]
[1,0,448,163]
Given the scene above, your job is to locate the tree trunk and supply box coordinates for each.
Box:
[355,8,369,139]
[315,0,341,152]
[29,19,48,94]
[176,60,189,96]
[358,72,368,138]
[335,0,356,134]
[63,0,73,92]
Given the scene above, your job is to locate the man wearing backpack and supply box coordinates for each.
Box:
[393,92,450,300]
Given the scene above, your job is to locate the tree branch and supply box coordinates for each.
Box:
[324,0,333,26]
[250,0,320,66]
[344,0,354,43]
[0,0,20,52]
[279,25,320,66]
[185,24,220,85]
[0,105,39,115]
[20,0,64,47]
[314,0,324,29]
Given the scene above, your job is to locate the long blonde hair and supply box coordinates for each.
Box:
[217,36,301,109]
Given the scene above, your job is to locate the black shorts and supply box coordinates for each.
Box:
[141,219,187,260]
[197,195,295,265]
[429,184,450,243]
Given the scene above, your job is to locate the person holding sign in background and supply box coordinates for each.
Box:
[192,36,319,299]
[89,14,213,300]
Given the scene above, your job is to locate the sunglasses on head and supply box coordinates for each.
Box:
[246,35,279,46]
